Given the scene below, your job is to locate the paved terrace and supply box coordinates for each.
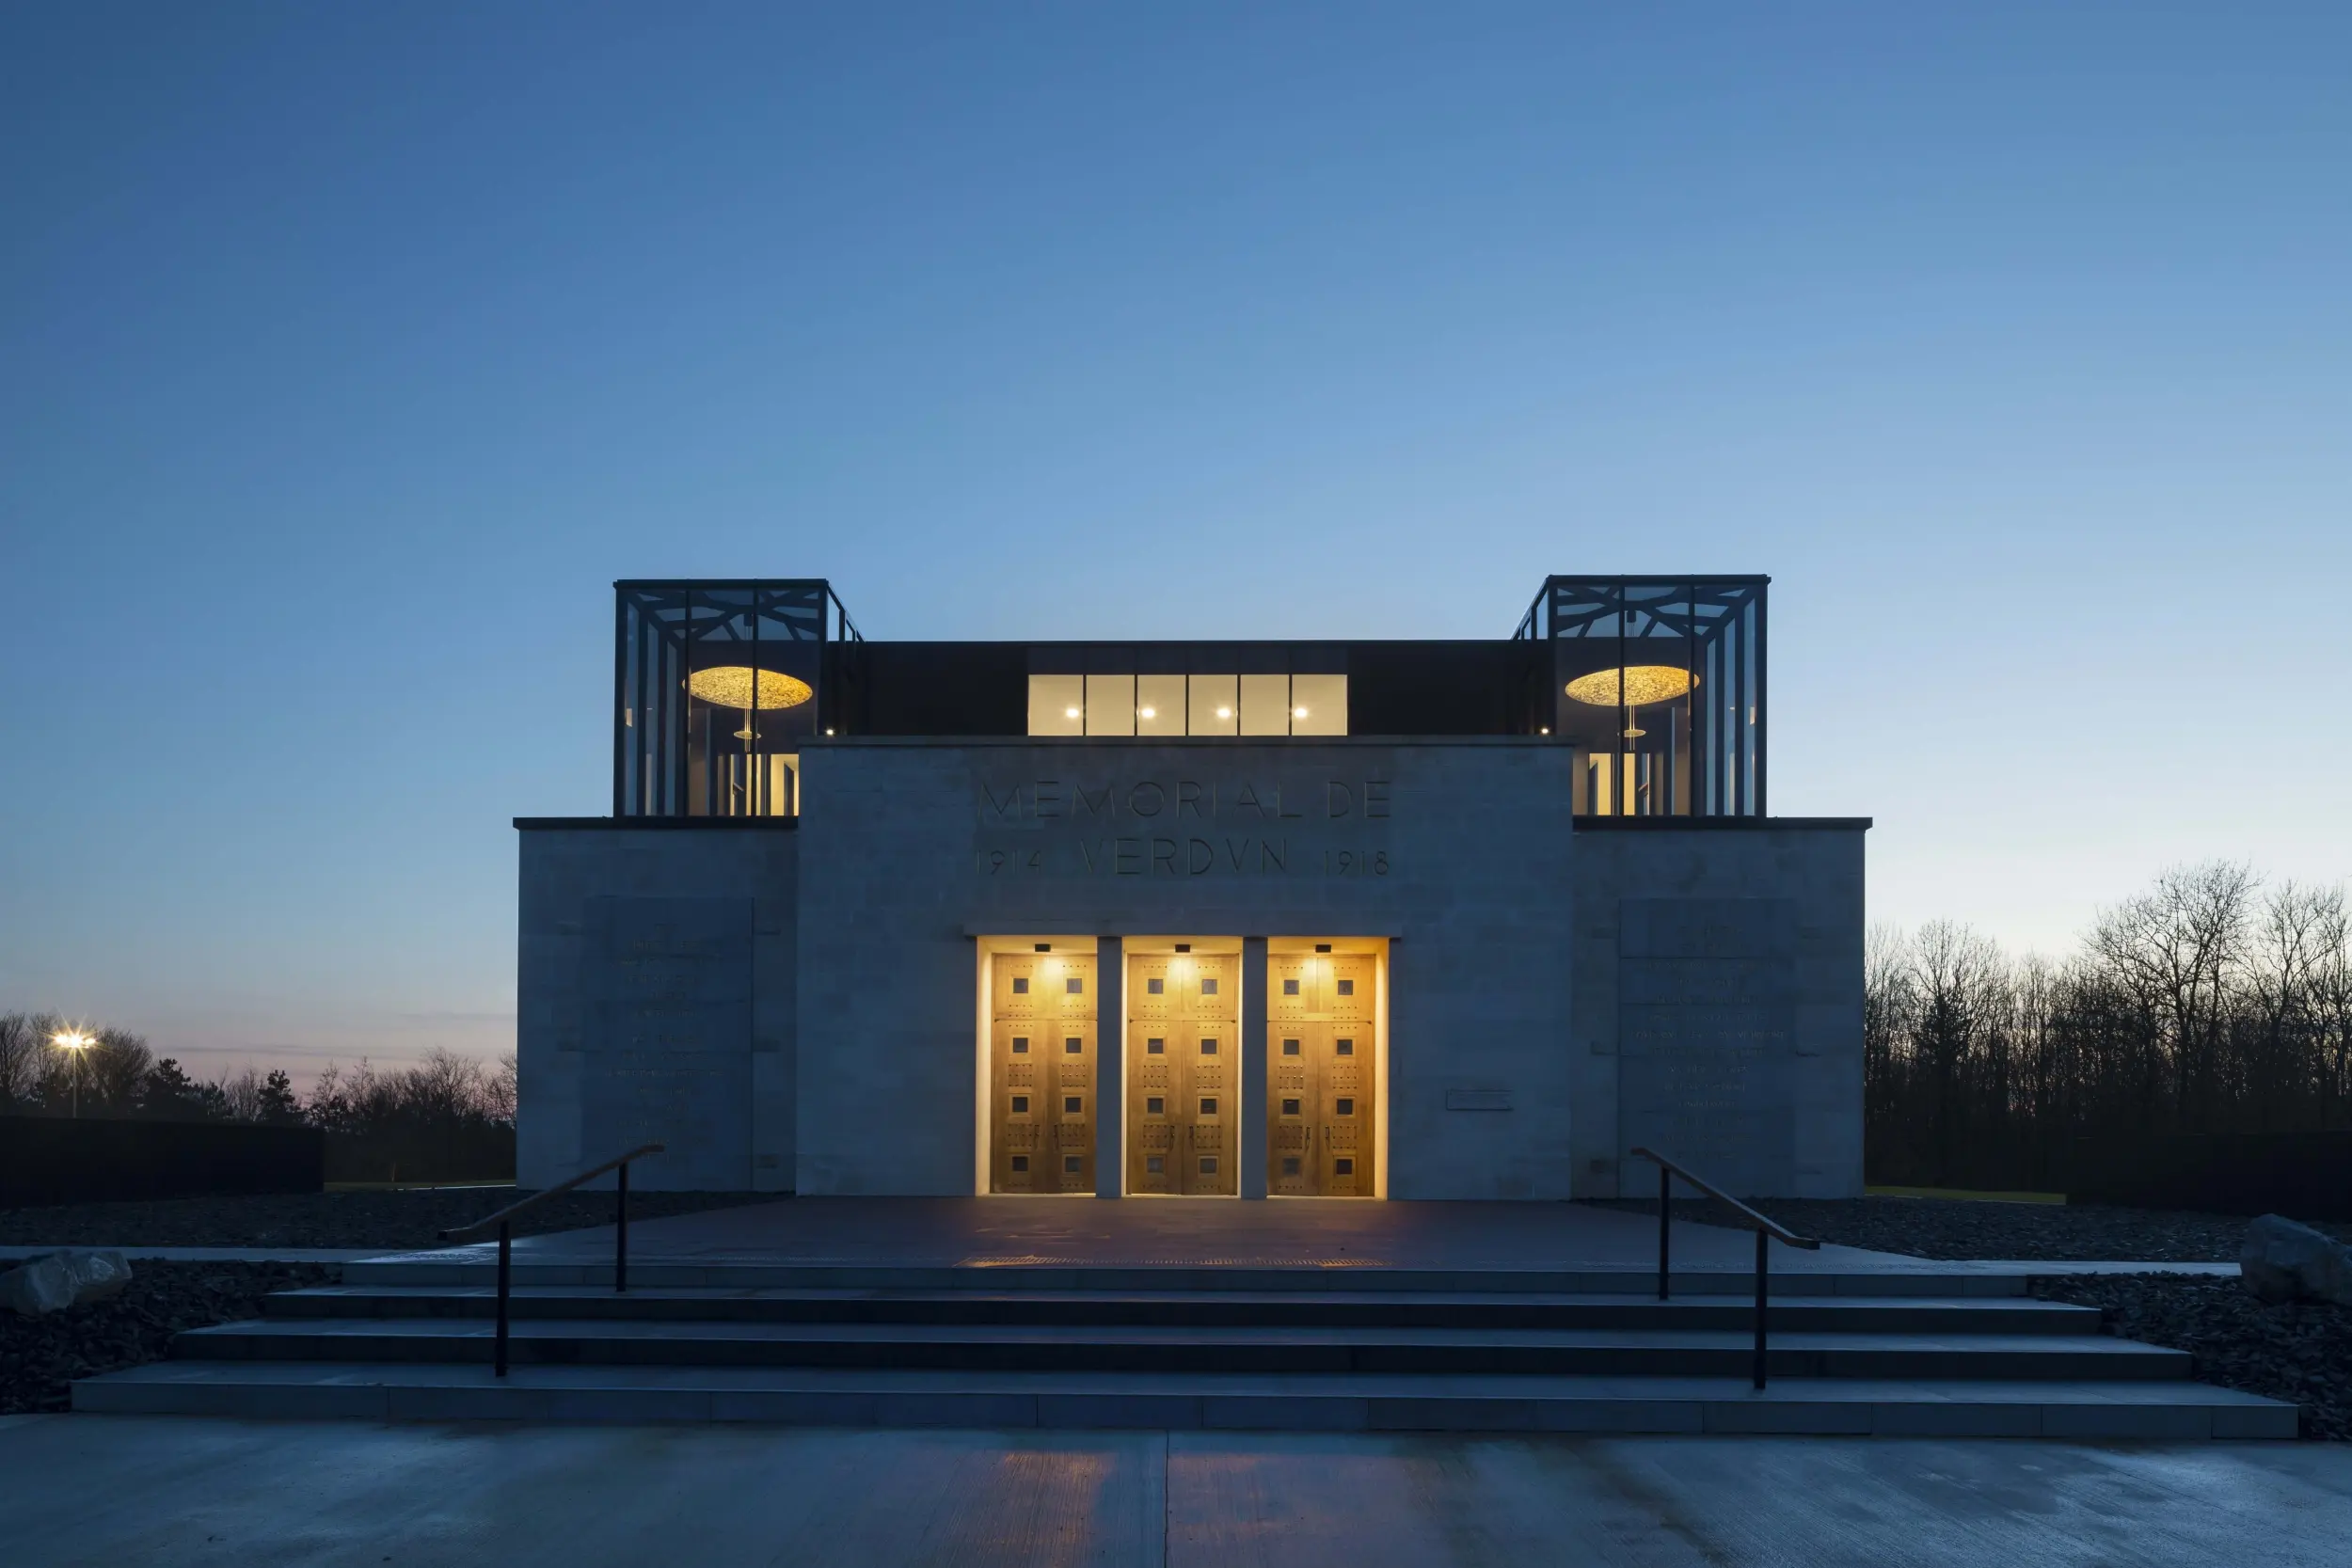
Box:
[357,1196,2162,1283]
[7,1417,2346,1566]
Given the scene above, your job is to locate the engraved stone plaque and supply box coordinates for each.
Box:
[580,896,753,1190]
[1617,897,1796,1196]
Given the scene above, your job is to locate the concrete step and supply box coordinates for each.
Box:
[267,1285,2104,1337]
[72,1360,2297,1439]
[340,1256,2039,1297]
[174,1317,2187,1382]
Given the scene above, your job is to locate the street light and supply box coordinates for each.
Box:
[51,1031,94,1118]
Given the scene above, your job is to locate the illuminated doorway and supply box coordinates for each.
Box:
[1268,942,1385,1196]
[1124,942,1240,1196]
[986,947,1096,1194]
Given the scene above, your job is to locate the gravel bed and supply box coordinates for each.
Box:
[1588,1196,2352,1261]
[2029,1273,2352,1440]
[0,1190,782,1251]
[1,1260,331,1415]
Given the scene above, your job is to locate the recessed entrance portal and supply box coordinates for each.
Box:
[987,948,1096,1194]
[980,936,1385,1198]
[1125,944,1240,1196]
[1269,943,1382,1196]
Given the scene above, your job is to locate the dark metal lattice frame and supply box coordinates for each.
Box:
[613,580,861,817]
[1513,575,1768,817]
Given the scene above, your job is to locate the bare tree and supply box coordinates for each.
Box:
[2085,862,2256,1132]
[399,1048,490,1122]
[2311,895,2352,1131]
[83,1027,157,1113]
[2247,881,2340,1129]
[1907,920,2006,1180]
[218,1067,266,1123]
[0,1014,42,1110]
[1864,924,1914,1147]
[485,1053,518,1125]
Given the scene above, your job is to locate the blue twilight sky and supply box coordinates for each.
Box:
[2,4,2347,1079]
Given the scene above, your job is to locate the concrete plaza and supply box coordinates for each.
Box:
[371,1194,1959,1280]
[4,1413,2347,1566]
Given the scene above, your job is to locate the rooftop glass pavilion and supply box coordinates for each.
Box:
[612,575,1766,821]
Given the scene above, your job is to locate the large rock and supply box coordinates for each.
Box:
[0,1250,134,1317]
[2241,1214,2352,1306]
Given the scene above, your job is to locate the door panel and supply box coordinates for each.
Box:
[1185,1025,1233,1195]
[1269,954,1317,1020]
[993,961,1040,1020]
[990,1020,1041,1192]
[1129,951,1239,1196]
[1128,1026,1170,1193]
[1263,951,1378,1197]
[1269,1023,1319,1195]
[1329,957,1375,1022]
[1129,958,1175,1022]
[1053,1019,1095,1193]
[991,953,1095,1193]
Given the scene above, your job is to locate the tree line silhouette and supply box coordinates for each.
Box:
[1867,863,2352,1191]
[0,1022,516,1182]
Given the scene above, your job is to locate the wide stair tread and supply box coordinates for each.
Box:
[74,1360,2296,1439]
[266,1286,2104,1336]
[335,1259,2053,1298]
[181,1316,2186,1380]
[72,1272,2292,1437]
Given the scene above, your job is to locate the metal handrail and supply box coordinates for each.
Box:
[437,1143,664,1379]
[1628,1146,1820,1391]
[1630,1147,1817,1250]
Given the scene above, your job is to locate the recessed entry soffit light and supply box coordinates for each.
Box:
[1564,666,1693,707]
[689,666,814,710]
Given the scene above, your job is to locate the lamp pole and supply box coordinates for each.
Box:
[53,1031,93,1117]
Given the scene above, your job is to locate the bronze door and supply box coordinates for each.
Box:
[1266,952,1377,1196]
[1269,1023,1321,1195]
[992,952,1096,1193]
[1128,952,1238,1196]
[1127,957,1178,1195]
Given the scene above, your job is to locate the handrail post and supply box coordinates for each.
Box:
[1657,1162,1671,1302]
[495,1219,512,1379]
[1629,1144,1813,1394]
[615,1158,629,1294]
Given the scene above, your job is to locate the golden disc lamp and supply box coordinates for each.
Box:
[688,665,813,740]
[1565,665,1693,739]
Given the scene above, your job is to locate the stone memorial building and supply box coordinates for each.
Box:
[516,576,1867,1199]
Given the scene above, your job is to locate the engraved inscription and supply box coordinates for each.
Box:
[976,773,1394,878]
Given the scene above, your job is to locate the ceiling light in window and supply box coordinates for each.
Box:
[1216,706,1232,720]
[1137,706,1156,720]
[1293,706,1309,719]
[687,666,813,710]
[1564,666,1693,707]
[1064,706,1081,720]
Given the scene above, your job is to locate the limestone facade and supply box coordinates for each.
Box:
[516,738,1866,1198]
